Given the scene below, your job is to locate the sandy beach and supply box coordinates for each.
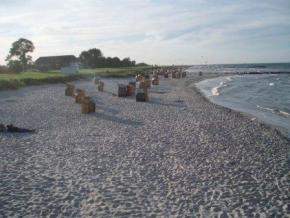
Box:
[0,74,289,217]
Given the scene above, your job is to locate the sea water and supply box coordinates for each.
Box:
[193,63,290,138]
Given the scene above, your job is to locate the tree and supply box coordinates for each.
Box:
[136,62,148,67]
[0,65,14,74]
[7,60,23,73]
[122,57,132,67]
[79,48,103,68]
[106,57,113,67]
[6,38,34,72]
[112,57,121,67]
[88,48,102,59]
[79,51,90,68]
[96,56,107,67]
[79,48,138,68]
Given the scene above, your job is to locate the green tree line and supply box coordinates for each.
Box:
[1,38,147,73]
[79,48,137,68]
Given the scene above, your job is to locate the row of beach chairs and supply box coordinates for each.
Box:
[65,69,187,114]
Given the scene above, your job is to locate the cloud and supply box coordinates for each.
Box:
[0,0,290,65]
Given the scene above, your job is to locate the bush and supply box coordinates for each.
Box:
[7,60,23,73]
[26,68,40,72]
[0,65,15,74]
[137,63,148,67]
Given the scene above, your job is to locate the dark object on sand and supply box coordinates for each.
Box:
[0,124,6,132]
[136,92,146,102]
[81,97,95,114]
[199,71,203,76]
[65,84,75,96]
[172,72,177,78]
[6,124,35,133]
[152,77,159,85]
[97,81,104,92]
[144,74,150,79]
[126,84,135,96]
[75,89,86,104]
[129,81,136,87]
[118,84,127,97]
[137,80,151,89]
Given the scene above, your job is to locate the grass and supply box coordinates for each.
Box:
[0,71,84,91]
[79,66,153,77]
[0,66,153,91]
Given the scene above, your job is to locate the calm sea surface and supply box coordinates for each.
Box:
[192,63,290,138]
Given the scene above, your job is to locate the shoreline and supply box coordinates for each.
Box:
[194,83,290,142]
[0,74,289,216]
[192,73,290,140]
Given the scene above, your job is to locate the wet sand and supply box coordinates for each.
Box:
[0,74,289,217]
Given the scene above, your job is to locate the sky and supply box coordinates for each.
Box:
[0,0,290,65]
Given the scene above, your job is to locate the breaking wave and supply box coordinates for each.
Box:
[196,73,290,138]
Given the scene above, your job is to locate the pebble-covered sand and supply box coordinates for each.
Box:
[0,74,289,217]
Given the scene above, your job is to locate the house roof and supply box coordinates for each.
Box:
[35,55,78,64]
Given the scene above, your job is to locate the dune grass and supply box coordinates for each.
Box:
[0,66,153,91]
[79,66,153,77]
[0,71,83,91]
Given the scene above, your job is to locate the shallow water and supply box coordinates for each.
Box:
[196,74,290,138]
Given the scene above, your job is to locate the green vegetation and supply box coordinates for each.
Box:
[1,38,152,91]
[80,66,153,77]
[0,66,153,91]
[6,38,35,72]
[79,48,137,68]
